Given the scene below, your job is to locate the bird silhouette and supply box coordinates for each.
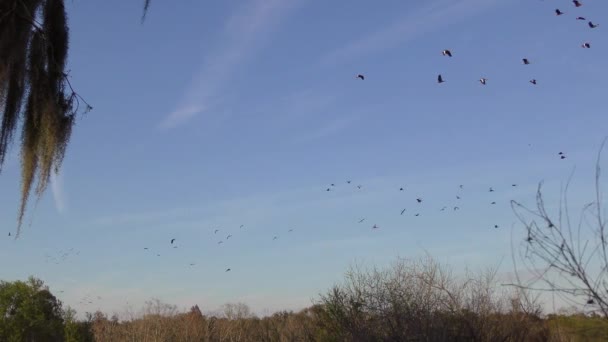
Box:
[555,9,564,16]
[589,21,599,28]
[522,58,530,65]
[530,79,537,85]
[240,225,244,229]
[454,206,460,211]
[399,187,404,191]
[214,229,219,234]
[358,218,366,223]
[440,207,447,211]
[357,74,365,80]
[190,263,196,266]
[479,78,487,85]
[576,16,586,20]
[326,188,331,192]
[357,185,362,189]
[438,74,445,83]
[494,225,499,229]
[512,184,517,187]
[347,180,352,184]
[573,0,582,7]
[417,198,423,203]
[226,234,232,240]
[489,187,495,192]
[144,247,148,250]
[225,268,231,272]
[288,229,294,232]
[273,236,278,241]
[587,299,594,305]
[372,224,379,230]
[459,185,464,189]
[442,49,452,57]
[582,42,591,48]
[218,241,223,245]
[401,208,407,215]
[170,238,176,244]
[491,202,496,205]
[415,213,420,217]
[456,196,461,200]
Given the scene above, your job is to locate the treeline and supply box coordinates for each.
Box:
[3,257,608,341]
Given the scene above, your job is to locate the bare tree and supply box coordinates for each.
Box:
[510,139,608,317]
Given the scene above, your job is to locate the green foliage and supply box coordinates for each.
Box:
[548,314,608,342]
[0,277,64,341]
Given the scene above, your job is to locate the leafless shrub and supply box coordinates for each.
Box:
[510,139,608,318]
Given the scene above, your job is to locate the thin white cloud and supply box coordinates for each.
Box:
[159,0,301,129]
[321,0,504,65]
[50,171,67,214]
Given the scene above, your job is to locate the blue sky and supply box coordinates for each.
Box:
[1,0,608,316]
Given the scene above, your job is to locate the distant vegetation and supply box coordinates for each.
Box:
[2,257,608,341]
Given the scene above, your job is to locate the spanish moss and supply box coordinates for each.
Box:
[0,0,90,236]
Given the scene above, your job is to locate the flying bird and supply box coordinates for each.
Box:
[576,16,586,20]
[415,213,420,217]
[479,78,487,85]
[555,9,564,16]
[589,21,599,28]
[358,218,366,223]
[288,229,294,232]
[530,79,537,85]
[440,206,447,211]
[489,187,495,192]
[573,0,582,7]
[170,238,175,244]
[326,188,331,192]
[456,196,461,200]
[347,180,351,184]
[144,247,148,250]
[454,206,460,211]
[512,184,517,187]
[225,268,231,272]
[442,49,452,57]
[356,74,365,80]
[416,198,423,203]
[357,185,362,189]
[399,187,404,191]
[491,202,496,205]
[494,225,499,229]
[214,229,219,234]
[240,225,244,229]
[401,208,407,215]
[273,236,278,241]
[226,234,232,239]
[372,224,379,230]
[218,241,223,245]
[331,183,335,187]
[459,185,464,189]
[438,74,445,83]
[587,299,594,305]
[190,263,196,266]
[522,58,530,65]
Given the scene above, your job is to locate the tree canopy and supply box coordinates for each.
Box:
[0,277,65,341]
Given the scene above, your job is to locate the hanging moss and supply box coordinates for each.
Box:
[0,0,87,236]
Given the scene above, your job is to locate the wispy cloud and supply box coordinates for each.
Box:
[159,0,301,129]
[50,171,67,214]
[321,0,504,65]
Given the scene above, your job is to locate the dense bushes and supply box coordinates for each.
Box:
[3,257,608,341]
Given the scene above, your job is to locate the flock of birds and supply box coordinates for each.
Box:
[0,0,600,300]
[356,0,599,86]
